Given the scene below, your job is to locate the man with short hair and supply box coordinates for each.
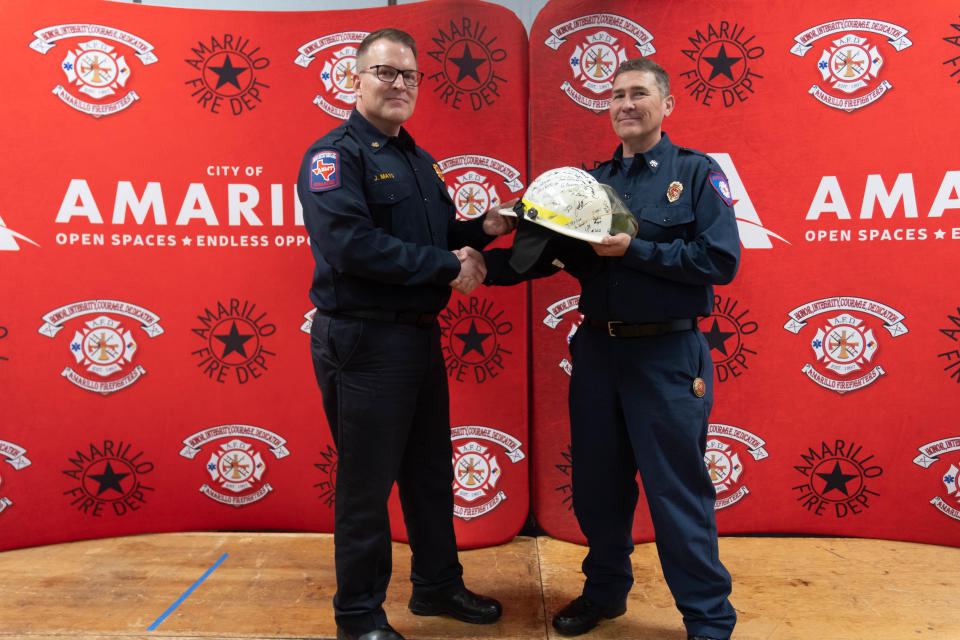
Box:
[297,28,512,640]
[510,57,740,640]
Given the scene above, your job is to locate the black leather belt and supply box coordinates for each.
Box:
[338,309,437,328]
[586,317,695,338]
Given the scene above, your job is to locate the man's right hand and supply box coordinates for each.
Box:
[449,247,487,294]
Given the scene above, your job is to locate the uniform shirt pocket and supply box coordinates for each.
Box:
[437,180,455,207]
[637,204,695,241]
[366,179,413,206]
[365,179,414,233]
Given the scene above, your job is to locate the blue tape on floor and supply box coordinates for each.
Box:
[147,552,228,631]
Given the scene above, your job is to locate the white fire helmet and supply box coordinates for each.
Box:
[511,166,638,242]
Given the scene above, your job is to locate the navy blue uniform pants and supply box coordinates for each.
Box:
[569,324,736,639]
[310,312,464,634]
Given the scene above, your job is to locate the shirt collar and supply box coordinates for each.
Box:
[348,109,416,154]
[612,132,673,174]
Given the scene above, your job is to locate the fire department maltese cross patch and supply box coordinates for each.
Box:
[310,150,340,191]
[709,171,733,206]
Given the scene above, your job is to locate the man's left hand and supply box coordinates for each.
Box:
[589,233,631,257]
[482,198,519,236]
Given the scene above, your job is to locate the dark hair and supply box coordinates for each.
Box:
[613,58,670,97]
[356,28,417,66]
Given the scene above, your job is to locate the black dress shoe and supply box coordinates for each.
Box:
[552,595,627,636]
[335,623,405,640]
[408,585,502,624]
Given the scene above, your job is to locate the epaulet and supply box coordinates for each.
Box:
[314,121,352,151]
[678,146,708,158]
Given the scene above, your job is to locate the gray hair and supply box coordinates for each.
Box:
[613,58,670,97]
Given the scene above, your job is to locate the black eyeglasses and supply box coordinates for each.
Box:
[365,64,424,88]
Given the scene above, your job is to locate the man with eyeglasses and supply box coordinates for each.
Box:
[297,28,513,640]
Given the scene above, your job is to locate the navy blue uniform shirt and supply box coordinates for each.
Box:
[297,110,492,314]
[573,132,741,323]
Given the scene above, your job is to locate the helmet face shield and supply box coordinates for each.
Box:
[517,167,638,243]
[600,184,639,238]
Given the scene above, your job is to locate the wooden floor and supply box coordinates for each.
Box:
[0,533,957,639]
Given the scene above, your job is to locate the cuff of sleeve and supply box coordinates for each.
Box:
[439,250,462,285]
[482,248,509,285]
[620,238,652,271]
[472,214,497,244]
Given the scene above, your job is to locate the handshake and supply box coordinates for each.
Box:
[449,247,486,294]
[448,201,519,294]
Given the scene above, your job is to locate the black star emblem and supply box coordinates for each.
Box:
[703,44,742,82]
[455,320,492,358]
[214,321,255,358]
[703,318,736,356]
[209,54,248,90]
[89,461,130,496]
[449,43,486,83]
[816,462,858,497]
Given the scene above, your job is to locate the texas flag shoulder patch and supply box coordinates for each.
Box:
[708,170,733,206]
[310,150,340,192]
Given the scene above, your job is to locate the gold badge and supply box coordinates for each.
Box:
[371,141,380,148]
[667,181,683,203]
[692,377,706,398]
[433,163,445,182]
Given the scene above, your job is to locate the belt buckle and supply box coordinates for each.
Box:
[607,320,622,337]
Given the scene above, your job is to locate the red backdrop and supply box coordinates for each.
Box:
[2,0,959,553]
[0,0,529,551]
[529,0,960,548]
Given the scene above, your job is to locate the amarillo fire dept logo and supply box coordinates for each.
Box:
[437,155,524,221]
[792,439,882,518]
[544,295,583,375]
[706,424,768,510]
[30,25,157,117]
[545,13,655,113]
[706,440,742,497]
[945,21,960,85]
[180,424,289,507]
[39,300,163,395]
[451,425,524,521]
[191,299,277,385]
[313,444,338,509]
[439,296,513,384]
[811,314,877,376]
[295,31,368,120]
[426,18,508,111]
[679,22,764,108]
[699,295,758,383]
[554,445,574,510]
[790,19,912,112]
[569,32,627,101]
[0,440,31,516]
[913,436,960,522]
[207,439,265,498]
[62,440,154,517]
[784,296,907,394]
[937,305,960,384]
[185,35,270,115]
